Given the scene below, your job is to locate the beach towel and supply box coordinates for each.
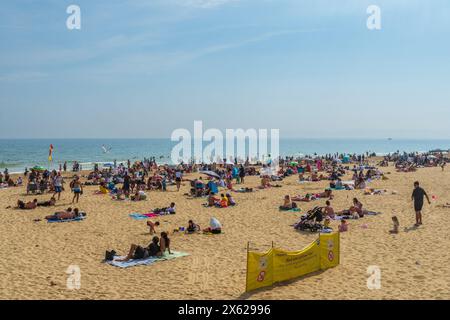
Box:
[107,251,189,268]
[279,208,301,212]
[128,213,149,220]
[333,215,358,220]
[47,216,85,223]
[365,211,382,216]
[143,213,159,218]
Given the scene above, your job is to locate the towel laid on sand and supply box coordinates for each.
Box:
[128,213,149,220]
[129,212,166,220]
[107,251,189,268]
[279,208,301,212]
[47,216,86,223]
[365,211,382,215]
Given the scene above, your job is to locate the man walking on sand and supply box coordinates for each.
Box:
[411,181,431,226]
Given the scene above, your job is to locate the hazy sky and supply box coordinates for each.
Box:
[1,0,449,139]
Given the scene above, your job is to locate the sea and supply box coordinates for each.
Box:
[0,138,449,174]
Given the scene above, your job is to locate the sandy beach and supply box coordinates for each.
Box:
[0,160,449,300]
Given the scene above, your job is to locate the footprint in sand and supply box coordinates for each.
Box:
[413,275,426,280]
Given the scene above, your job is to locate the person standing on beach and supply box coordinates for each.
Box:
[63,162,67,172]
[70,176,83,204]
[175,169,182,192]
[123,173,131,196]
[52,171,64,200]
[411,181,430,226]
[239,165,246,184]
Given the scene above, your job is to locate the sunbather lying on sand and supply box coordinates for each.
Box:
[45,207,86,221]
[316,189,334,199]
[17,199,38,210]
[37,197,56,207]
[292,194,314,202]
[364,188,387,195]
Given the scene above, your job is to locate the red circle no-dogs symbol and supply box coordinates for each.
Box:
[328,251,334,261]
[257,271,266,282]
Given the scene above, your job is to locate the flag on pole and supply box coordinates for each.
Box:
[48,144,54,162]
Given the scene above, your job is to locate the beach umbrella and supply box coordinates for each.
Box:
[290,161,298,166]
[32,165,45,171]
[199,170,221,179]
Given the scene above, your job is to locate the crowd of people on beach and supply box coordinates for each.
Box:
[1,148,448,264]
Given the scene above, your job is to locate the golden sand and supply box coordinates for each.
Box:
[0,163,449,300]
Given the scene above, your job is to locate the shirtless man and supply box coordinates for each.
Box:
[323,200,335,219]
[17,199,38,210]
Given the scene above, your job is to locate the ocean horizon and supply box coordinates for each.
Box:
[1,138,449,173]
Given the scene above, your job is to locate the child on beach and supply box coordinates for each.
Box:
[323,216,331,229]
[390,216,400,234]
[338,219,348,232]
[147,221,160,234]
[324,200,335,219]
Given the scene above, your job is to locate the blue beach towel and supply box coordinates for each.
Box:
[47,216,85,223]
[129,213,148,220]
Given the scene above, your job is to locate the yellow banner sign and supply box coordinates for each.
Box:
[246,233,340,292]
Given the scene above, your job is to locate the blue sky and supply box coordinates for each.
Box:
[0,0,449,139]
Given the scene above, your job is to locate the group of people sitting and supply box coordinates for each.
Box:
[206,193,236,208]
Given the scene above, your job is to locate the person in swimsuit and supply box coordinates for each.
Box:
[71,176,83,204]
[17,199,38,210]
[37,197,56,207]
[45,207,86,221]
